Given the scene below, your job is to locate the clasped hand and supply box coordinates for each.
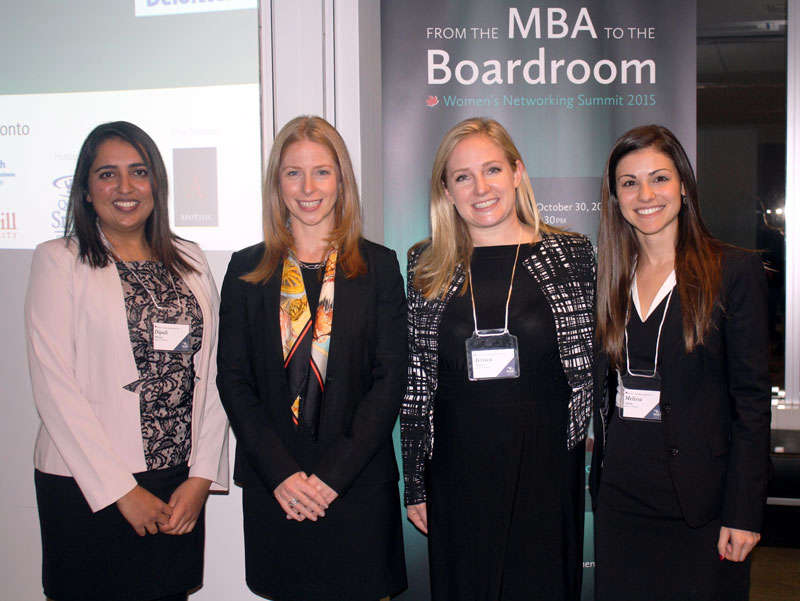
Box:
[274,472,339,522]
[116,478,211,537]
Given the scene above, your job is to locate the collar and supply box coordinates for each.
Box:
[632,269,676,321]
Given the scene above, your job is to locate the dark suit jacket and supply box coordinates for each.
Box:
[217,239,407,496]
[590,248,771,532]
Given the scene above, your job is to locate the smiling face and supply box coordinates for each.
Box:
[444,134,523,244]
[279,139,340,236]
[86,138,154,243]
[615,146,685,246]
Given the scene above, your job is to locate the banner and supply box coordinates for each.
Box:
[381,2,696,599]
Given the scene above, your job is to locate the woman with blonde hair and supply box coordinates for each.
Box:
[591,124,770,600]
[401,117,594,600]
[217,115,407,601]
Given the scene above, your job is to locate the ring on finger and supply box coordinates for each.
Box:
[288,498,299,508]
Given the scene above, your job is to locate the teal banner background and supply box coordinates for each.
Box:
[382,1,697,599]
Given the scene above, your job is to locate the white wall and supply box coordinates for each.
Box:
[0,251,41,601]
[266,0,384,241]
[193,251,252,601]
[781,0,800,429]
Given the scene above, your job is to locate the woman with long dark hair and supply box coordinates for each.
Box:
[591,124,771,600]
[26,121,229,601]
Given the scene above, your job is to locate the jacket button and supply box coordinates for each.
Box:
[662,403,672,412]
[669,447,679,456]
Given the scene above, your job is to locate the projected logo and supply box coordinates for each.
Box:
[134,0,256,18]
[0,123,30,137]
[51,175,72,235]
[0,159,18,238]
[0,211,17,239]
[173,147,218,227]
[0,159,16,187]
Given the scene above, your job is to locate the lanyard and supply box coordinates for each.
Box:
[102,229,183,314]
[467,230,523,336]
[624,287,673,378]
[123,262,182,313]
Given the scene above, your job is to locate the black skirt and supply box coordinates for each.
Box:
[595,501,751,601]
[241,479,407,601]
[35,464,204,601]
[594,412,752,601]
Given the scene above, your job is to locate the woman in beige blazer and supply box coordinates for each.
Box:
[25,121,229,601]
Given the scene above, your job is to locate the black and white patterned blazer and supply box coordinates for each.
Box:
[401,232,596,506]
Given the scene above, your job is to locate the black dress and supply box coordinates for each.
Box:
[595,290,751,601]
[426,245,585,601]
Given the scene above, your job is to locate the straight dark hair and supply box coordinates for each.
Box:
[64,121,197,275]
[597,124,723,368]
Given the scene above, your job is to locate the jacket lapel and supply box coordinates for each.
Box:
[325,266,355,382]
[260,275,285,369]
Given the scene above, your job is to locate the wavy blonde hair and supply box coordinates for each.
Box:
[244,115,365,283]
[412,117,556,298]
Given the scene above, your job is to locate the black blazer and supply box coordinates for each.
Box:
[590,248,771,532]
[217,239,407,496]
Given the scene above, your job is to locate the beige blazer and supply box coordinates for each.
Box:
[25,237,229,512]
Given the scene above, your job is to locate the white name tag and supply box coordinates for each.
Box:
[153,322,191,352]
[621,387,662,420]
[466,329,520,381]
[618,371,662,421]
[471,348,516,379]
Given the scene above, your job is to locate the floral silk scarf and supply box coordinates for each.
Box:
[279,247,336,439]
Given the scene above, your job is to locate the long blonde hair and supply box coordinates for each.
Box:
[244,115,366,283]
[412,117,555,298]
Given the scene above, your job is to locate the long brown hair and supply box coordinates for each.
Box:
[244,116,366,283]
[65,121,197,275]
[412,117,556,298]
[597,124,722,367]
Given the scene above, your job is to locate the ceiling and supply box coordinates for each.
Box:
[696,0,787,125]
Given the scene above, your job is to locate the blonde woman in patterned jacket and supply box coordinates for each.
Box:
[401,117,595,601]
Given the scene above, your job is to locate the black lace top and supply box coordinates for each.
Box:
[116,261,203,470]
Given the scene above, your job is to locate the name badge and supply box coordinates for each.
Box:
[153,322,191,352]
[619,371,662,421]
[466,329,520,381]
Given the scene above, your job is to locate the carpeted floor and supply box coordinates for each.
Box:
[750,505,800,600]
[750,546,800,600]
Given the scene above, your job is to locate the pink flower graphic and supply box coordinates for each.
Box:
[426,95,439,108]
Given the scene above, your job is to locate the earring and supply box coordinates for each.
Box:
[681,195,688,205]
